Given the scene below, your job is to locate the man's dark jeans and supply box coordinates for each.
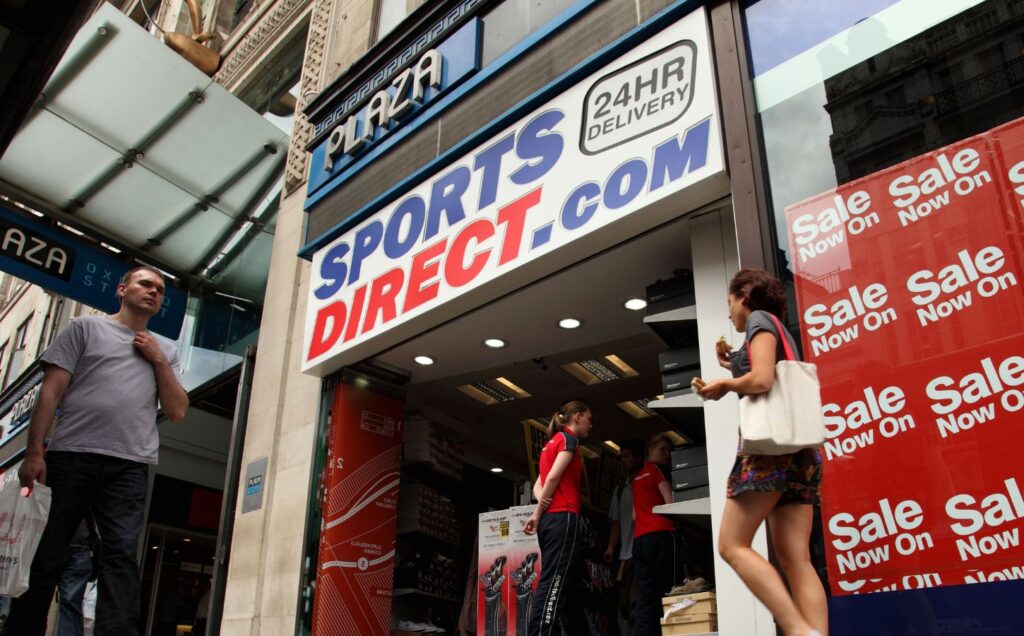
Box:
[56,538,93,636]
[4,451,148,636]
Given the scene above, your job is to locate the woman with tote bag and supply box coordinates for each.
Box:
[697,268,828,636]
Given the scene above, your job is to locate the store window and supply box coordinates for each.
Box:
[744,0,1024,631]
[480,0,576,65]
[4,316,30,389]
[375,0,413,42]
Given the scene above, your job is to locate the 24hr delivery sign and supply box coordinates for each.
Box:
[303,7,725,374]
[786,116,1024,595]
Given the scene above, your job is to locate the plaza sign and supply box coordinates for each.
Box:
[303,7,725,374]
[0,205,186,339]
[306,19,481,197]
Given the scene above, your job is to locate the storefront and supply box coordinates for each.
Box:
[290,0,1024,635]
[295,2,761,635]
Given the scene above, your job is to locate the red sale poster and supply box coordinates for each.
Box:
[786,115,1024,595]
[312,384,404,635]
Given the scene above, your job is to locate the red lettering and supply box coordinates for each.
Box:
[496,187,541,265]
[444,220,494,288]
[362,268,405,334]
[344,285,367,342]
[308,301,347,360]
[403,238,447,313]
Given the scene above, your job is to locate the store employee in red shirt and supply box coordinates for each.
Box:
[523,399,592,636]
[631,434,676,636]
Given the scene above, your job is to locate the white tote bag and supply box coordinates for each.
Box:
[739,313,826,455]
[0,476,52,597]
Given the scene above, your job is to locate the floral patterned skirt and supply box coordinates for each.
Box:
[726,445,822,506]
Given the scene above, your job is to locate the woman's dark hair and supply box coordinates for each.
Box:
[728,268,787,317]
[547,399,590,439]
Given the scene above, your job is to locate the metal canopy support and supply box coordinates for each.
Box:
[205,189,280,281]
[144,142,281,249]
[192,151,286,276]
[65,88,207,212]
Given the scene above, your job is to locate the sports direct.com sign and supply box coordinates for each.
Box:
[303,8,725,374]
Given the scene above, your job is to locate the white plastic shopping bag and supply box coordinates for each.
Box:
[0,476,51,597]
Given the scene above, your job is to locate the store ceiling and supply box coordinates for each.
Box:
[374,215,703,476]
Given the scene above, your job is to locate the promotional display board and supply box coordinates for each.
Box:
[478,506,541,636]
[311,385,404,635]
[785,116,1024,594]
[303,7,726,374]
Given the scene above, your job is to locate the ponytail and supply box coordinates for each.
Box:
[547,399,589,439]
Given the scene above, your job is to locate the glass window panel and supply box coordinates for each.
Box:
[744,1,1024,627]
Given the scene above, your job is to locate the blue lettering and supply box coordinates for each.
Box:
[510,110,565,185]
[316,242,350,299]
[649,118,710,192]
[425,166,471,240]
[604,159,647,210]
[561,182,601,230]
[473,133,515,210]
[347,222,383,286]
[383,195,426,259]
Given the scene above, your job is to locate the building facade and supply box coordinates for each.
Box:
[1,1,1023,635]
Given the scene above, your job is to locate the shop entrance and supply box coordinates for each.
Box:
[139,524,216,636]
[360,205,737,634]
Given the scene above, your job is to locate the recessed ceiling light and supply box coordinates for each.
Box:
[558,317,583,329]
[483,338,507,349]
[413,355,435,366]
[624,298,647,311]
[490,467,504,473]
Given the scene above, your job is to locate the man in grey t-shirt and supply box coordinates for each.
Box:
[604,438,645,636]
[5,266,188,636]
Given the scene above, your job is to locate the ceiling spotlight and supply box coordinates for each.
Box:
[483,338,507,349]
[490,467,504,473]
[413,355,435,366]
[624,298,647,311]
[558,317,583,330]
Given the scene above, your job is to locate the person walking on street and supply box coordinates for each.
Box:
[697,268,827,636]
[523,399,593,636]
[603,438,644,636]
[5,266,189,636]
[56,518,98,636]
[630,435,676,636]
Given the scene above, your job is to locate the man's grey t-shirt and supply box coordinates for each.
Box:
[608,482,635,560]
[42,315,182,464]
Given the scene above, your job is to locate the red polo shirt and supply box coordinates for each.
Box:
[632,462,675,537]
[540,430,582,514]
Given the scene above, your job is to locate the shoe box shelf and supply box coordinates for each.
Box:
[394,419,465,625]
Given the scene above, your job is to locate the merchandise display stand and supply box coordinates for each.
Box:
[392,419,464,633]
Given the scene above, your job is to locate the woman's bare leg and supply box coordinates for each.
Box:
[768,504,828,635]
[718,492,814,635]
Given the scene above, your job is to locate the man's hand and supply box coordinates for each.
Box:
[19,452,46,488]
[133,331,167,365]
[603,545,615,562]
[523,514,540,535]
